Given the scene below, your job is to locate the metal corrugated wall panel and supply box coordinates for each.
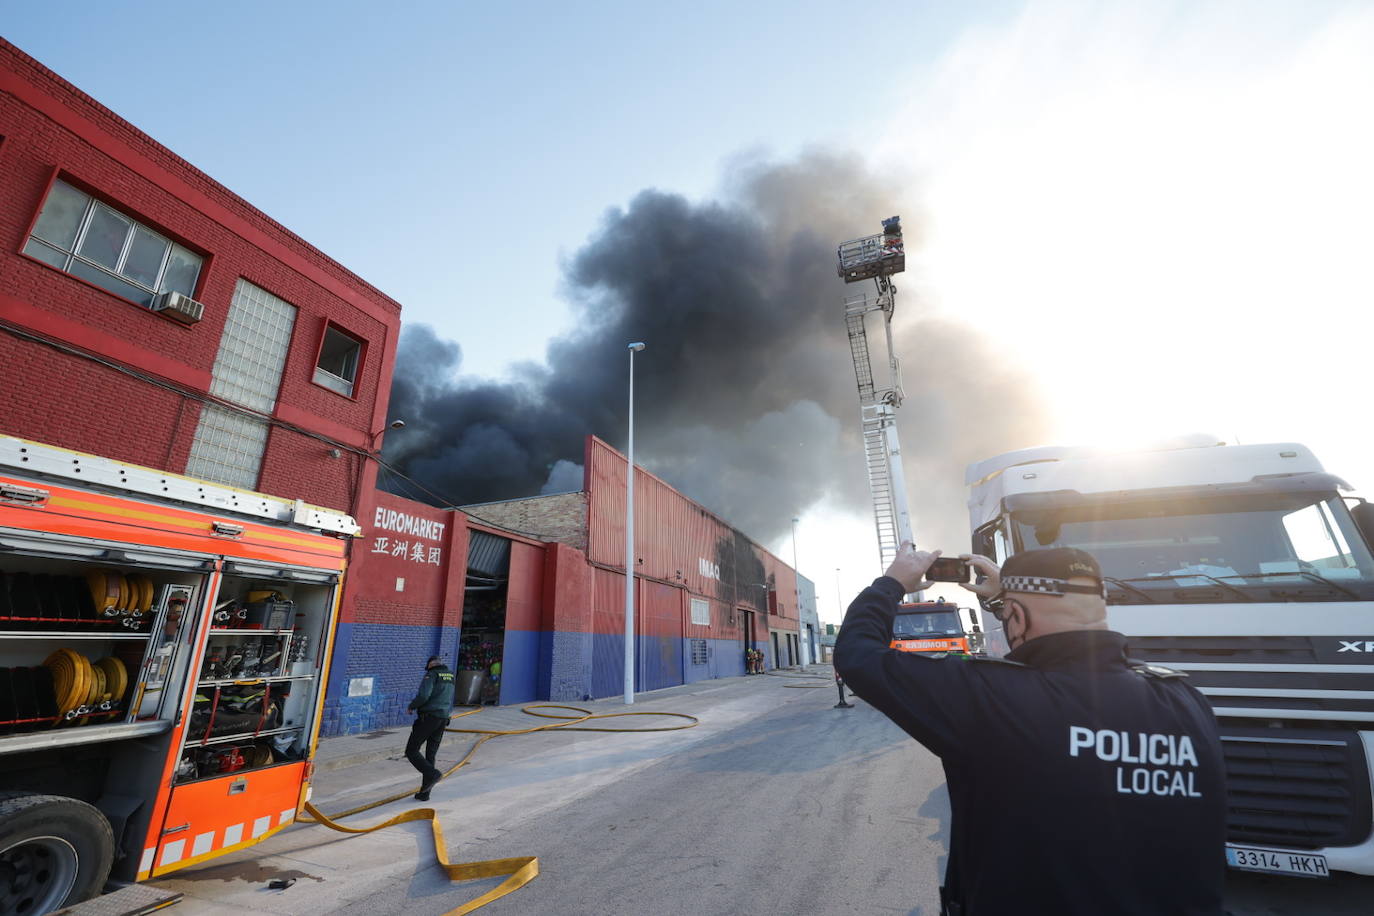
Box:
[592,566,624,635]
[640,580,683,691]
[467,530,511,577]
[586,567,688,694]
[587,437,733,597]
[641,580,681,638]
[591,567,626,695]
[586,438,800,630]
[640,636,682,692]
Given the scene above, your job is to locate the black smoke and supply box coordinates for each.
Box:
[382,151,1048,548]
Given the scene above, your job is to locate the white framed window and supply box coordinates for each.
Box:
[24,179,202,309]
[185,279,297,488]
[313,325,362,397]
[690,597,711,627]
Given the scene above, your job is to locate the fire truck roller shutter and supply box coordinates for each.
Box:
[0,792,115,913]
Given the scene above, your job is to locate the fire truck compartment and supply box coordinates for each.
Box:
[172,567,335,787]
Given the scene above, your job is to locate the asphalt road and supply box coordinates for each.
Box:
[155,673,1374,915]
[330,681,1374,916]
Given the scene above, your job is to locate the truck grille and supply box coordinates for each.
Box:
[1126,636,1374,719]
[1221,727,1371,848]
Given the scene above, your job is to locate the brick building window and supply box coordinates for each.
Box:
[313,324,362,397]
[690,597,710,627]
[185,279,297,488]
[25,179,202,308]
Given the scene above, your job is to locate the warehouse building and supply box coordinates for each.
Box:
[327,436,802,733]
[797,574,819,666]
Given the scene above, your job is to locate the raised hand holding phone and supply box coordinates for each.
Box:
[883,542,940,593]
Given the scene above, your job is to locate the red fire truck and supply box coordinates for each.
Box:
[0,436,357,913]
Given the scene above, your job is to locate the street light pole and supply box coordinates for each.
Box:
[791,517,802,666]
[624,342,645,705]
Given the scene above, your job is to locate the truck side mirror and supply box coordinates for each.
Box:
[1351,501,1374,553]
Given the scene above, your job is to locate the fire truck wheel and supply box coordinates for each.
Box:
[0,792,114,915]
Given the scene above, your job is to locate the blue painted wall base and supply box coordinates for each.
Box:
[322,624,780,733]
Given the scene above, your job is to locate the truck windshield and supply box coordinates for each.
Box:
[1010,492,1374,602]
[893,611,963,637]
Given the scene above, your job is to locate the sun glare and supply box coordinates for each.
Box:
[879,3,1374,487]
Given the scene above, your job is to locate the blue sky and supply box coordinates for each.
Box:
[6,1,1372,620]
[4,0,1005,376]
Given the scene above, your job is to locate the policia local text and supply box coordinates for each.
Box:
[1069,726,1204,798]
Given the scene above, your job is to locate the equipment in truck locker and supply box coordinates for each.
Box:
[0,435,358,913]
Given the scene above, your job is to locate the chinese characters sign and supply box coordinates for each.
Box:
[370,506,445,566]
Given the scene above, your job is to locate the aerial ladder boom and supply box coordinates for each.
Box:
[837,216,913,573]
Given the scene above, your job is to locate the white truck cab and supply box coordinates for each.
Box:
[967,436,1374,878]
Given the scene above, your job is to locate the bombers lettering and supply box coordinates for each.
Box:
[373,507,446,542]
[1069,725,1203,799]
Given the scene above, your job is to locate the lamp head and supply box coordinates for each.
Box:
[389,419,406,429]
[628,342,646,352]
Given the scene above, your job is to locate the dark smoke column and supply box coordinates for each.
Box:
[380,153,1049,548]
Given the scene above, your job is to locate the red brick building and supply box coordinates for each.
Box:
[1,40,802,737]
[0,38,400,512]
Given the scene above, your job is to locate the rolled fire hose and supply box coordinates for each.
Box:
[128,575,154,616]
[85,570,122,617]
[114,574,131,615]
[95,657,128,703]
[300,704,699,914]
[44,648,92,719]
[85,664,107,707]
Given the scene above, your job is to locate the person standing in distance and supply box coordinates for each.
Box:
[834,543,1225,916]
[406,654,455,802]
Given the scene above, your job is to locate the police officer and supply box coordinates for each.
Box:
[406,654,455,802]
[834,543,1225,915]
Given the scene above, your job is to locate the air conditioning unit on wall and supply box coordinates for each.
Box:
[152,291,205,325]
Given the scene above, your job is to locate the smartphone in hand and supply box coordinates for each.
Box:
[927,557,971,583]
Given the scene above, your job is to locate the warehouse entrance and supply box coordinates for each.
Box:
[739,609,756,675]
[458,531,510,706]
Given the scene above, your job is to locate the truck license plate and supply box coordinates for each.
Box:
[1226,844,1329,878]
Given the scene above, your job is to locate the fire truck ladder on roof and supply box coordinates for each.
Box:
[0,435,361,537]
[838,217,913,573]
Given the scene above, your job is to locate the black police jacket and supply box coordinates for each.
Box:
[835,576,1226,916]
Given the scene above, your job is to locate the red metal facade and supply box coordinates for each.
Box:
[0,39,401,516]
[585,436,799,634]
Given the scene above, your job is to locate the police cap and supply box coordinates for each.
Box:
[1000,547,1105,598]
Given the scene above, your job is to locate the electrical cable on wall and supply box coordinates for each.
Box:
[0,317,458,507]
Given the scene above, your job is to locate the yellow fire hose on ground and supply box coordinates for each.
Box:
[298,704,698,915]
